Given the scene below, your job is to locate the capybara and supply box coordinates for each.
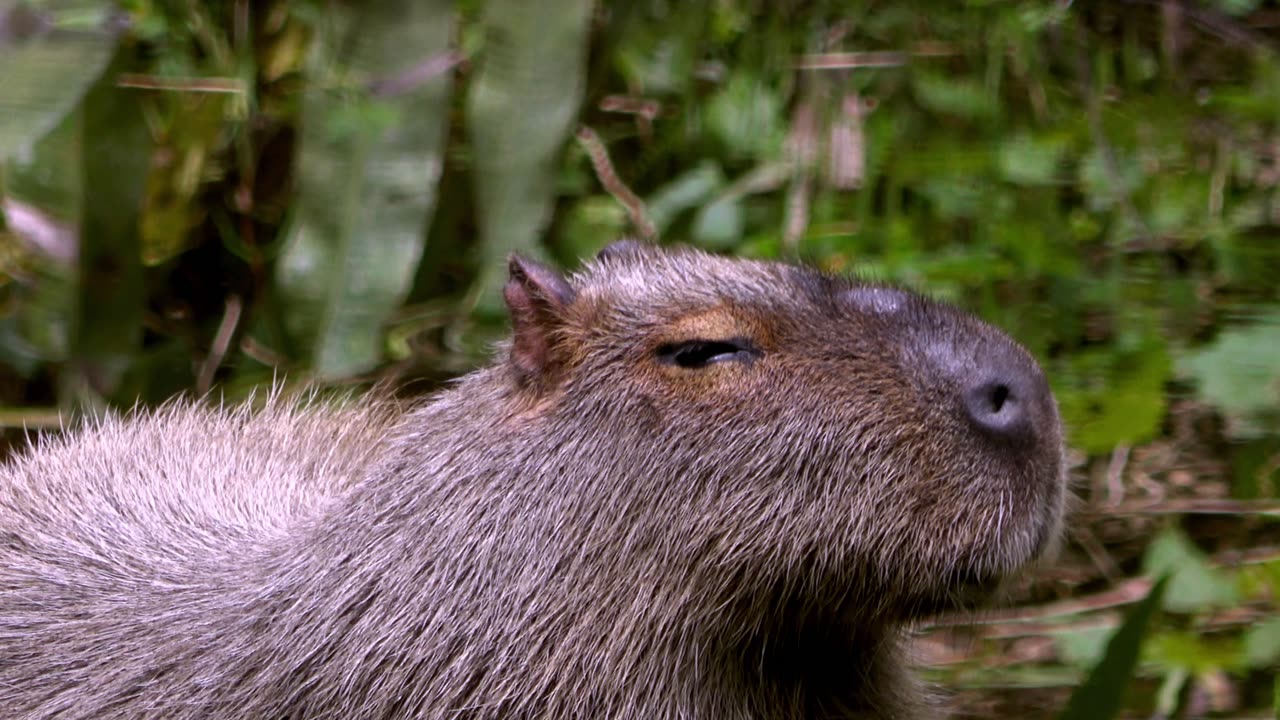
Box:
[0,241,1066,719]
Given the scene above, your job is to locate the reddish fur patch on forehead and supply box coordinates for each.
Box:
[662,307,744,342]
[657,305,777,350]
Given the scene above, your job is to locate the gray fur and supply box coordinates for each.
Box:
[0,243,1066,719]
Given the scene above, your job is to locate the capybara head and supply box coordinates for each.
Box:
[503,240,1065,628]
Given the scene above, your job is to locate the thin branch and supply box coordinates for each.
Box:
[197,295,244,395]
[116,74,245,94]
[575,125,656,240]
[795,44,956,70]
[369,51,464,98]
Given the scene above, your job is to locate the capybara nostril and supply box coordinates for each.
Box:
[962,354,1048,444]
[965,379,1022,434]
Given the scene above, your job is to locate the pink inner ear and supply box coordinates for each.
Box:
[503,255,575,387]
[508,255,576,310]
[504,280,551,382]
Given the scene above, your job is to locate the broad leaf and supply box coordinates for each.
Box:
[1244,617,1280,668]
[276,0,455,379]
[76,44,150,372]
[465,0,593,310]
[1056,339,1171,454]
[2,38,148,401]
[1179,310,1280,440]
[1142,526,1238,613]
[0,1,118,160]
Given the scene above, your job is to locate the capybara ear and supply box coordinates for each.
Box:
[504,254,576,389]
[595,237,650,262]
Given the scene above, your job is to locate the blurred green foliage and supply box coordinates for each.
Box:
[1,0,1279,717]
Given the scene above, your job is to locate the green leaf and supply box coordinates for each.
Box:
[1054,626,1115,669]
[1078,148,1145,212]
[1147,175,1209,238]
[918,177,985,220]
[1055,339,1171,454]
[466,0,593,310]
[1146,631,1244,674]
[558,196,628,259]
[614,30,695,96]
[1245,617,1280,668]
[646,161,725,234]
[75,42,150,373]
[1179,310,1280,440]
[2,38,148,399]
[692,197,743,249]
[1142,526,1239,613]
[1215,0,1261,16]
[1238,558,1280,601]
[277,0,455,379]
[1057,576,1168,720]
[998,133,1067,186]
[1154,669,1188,719]
[706,72,783,160]
[0,2,119,159]
[2,111,78,362]
[912,71,998,121]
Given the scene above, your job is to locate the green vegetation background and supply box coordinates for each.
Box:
[1,1,1278,717]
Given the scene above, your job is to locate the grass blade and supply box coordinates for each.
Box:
[76,44,150,375]
[1057,576,1169,720]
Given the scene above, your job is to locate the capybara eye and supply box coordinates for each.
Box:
[655,339,758,369]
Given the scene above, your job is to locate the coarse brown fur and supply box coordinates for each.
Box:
[0,242,1066,719]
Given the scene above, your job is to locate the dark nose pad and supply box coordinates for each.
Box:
[963,359,1044,442]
